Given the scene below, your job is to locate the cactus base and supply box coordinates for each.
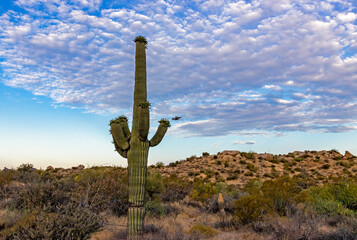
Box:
[127,207,145,238]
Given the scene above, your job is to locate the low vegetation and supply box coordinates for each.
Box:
[0,149,356,239]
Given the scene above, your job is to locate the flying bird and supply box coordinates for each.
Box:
[172,116,181,121]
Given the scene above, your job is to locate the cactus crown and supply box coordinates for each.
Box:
[134,35,148,45]
[138,101,151,108]
[110,115,128,125]
[159,118,171,127]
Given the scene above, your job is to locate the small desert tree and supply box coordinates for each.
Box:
[109,36,170,239]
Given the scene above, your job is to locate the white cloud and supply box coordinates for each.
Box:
[337,12,357,23]
[234,140,256,145]
[262,84,282,90]
[0,0,356,136]
[275,99,296,104]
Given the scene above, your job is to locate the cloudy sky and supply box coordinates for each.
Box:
[1,0,356,169]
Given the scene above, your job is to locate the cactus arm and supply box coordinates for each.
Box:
[113,140,128,158]
[149,119,170,147]
[111,123,129,151]
[120,119,131,140]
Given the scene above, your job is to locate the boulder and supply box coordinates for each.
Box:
[344,151,355,159]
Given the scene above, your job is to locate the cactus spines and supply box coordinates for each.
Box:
[110,36,170,239]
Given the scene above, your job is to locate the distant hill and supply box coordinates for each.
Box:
[151,150,357,186]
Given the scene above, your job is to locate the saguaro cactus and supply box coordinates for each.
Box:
[110,36,170,238]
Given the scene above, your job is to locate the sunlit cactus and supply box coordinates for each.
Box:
[109,35,170,239]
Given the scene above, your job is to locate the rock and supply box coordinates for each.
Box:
[293,151,304,156]
[344,151,355,159]
[260,153,274,161]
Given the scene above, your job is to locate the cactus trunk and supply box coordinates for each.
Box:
[109,36,170,239]
[127,140,149,237]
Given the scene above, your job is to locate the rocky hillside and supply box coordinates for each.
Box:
[152,150,357,186]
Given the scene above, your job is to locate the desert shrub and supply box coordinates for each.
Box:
[145,200,165,217]
[5,202,104,240]
[188,172,195,177]
[186,155,196,162]
[227,174,238,180]
[322,164,330,169]
[337,161,353,168]
[136,224,185,240]
[202,152,209,157]
[204,169,214,178]
[10,180,73,212]
[261,176,302,215]
[239,159,246,164]
[74,167,129,216]
[155,162,165,168]
[315,228,357,240]
[324,180,357,211]
[306,182,356,216]
[0,169,14,183]
[293,172,316,189]
[268,208,322,240]
[17,164,34,172]
[11,168,42,183]
[232,194,270,225]
[190,180,217,205]
[146,171,163,200]
[240,176,302,217]
[161,175,190,202]
[168,161,179,167]
[189,224,217,237]
[241,151,256,159]
[243,179,262,195]
[247,163,258,172]
[270,156,279,164]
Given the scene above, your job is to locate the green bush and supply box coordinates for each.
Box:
[261,176,302,215]
[145,200,165,217]
[247,163,258,173]
[232,194,270,225]
[190,180,217,205]
[241,151,256,159]
[306,180,357,216]
[17,163,34,172]
[202,152,210,157]
[0,169,14,188]
[146,171,163,200]
[326,180,357,211]
[321,164,330,169]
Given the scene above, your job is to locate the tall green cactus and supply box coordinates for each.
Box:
[109,36,170,238]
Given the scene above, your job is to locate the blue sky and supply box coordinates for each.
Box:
[1,0,357,169]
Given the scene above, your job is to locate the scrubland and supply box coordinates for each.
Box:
[0,149,356,239]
